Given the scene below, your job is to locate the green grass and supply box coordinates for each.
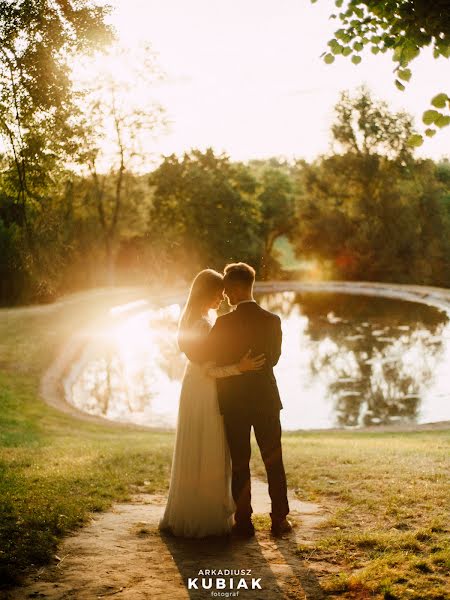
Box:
[252,431,450,600]
[0,289,174,586]
[1,288,449,599]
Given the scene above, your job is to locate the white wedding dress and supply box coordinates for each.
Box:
[159,317,238,537]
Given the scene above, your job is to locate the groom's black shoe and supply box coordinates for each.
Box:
[231,520,255,538]
[271,518,293,537]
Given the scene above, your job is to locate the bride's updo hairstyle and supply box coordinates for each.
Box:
[178,269,224,353]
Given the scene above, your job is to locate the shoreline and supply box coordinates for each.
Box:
[39,280,450,433]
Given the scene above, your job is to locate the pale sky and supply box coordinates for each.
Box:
[107,0,450,163]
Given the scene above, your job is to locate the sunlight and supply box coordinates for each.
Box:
[64,292,450,430]
[69,43,164,173]
[103,0,449,162]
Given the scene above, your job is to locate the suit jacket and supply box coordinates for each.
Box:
[185,301,283,417]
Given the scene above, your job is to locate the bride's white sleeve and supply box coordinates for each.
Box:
[203,362,242,378]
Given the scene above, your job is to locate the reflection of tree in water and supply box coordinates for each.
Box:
[70,292,449,428]
[262,292,448,427]
[258,291,299,318]
[71,310,185,419]
[74,353,153,417]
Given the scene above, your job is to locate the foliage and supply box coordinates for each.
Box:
[148,148,263,275]
[331,87,415,161]
[0,0,113,301]
[74,45,165,284]
[251,161,296,277]
[292,89,450,285]
[315,0,450,143]
[0,0,113,217]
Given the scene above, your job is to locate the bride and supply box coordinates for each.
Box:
[159,269,265,538]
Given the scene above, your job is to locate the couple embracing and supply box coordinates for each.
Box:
[159,262,292,538]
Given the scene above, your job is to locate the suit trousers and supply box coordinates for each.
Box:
[223,410,290,524]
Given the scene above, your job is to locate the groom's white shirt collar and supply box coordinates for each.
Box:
[234,299,255,307]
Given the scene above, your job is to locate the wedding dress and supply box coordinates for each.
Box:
[159,317,239,537]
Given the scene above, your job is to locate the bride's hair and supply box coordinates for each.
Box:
[178,269,224,352]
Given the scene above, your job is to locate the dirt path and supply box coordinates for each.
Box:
[7,479,331,600]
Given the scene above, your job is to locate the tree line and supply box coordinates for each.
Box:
[2,86,450,305]
[1,1,449,305]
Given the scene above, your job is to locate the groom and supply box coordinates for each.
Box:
[194,262,291,537]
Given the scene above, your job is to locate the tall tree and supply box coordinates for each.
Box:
[331,87,414,161]
[255,166,295,278]
[148,149,262,276]
[0,0,113,236]
[75,45,165,284]
[292,88,450,285]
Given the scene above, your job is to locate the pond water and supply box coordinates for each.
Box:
[65,292,450,430]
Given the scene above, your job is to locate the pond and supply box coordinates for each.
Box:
[65,291,450,430]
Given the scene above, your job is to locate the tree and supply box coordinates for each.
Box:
[331,87,414,161]
[148,149,262,276]
[75,45,165,284]
[254,166,295,278]
[315,0,450,143]
[0,0,112,238]
[292,88,450,285]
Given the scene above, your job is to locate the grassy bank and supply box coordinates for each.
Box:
[253,431,450,600]
[1,289,449,599]
[0,289,175,585]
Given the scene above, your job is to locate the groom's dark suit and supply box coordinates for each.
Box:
[187,300,290,525]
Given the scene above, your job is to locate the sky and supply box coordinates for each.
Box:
[106,0,450,163]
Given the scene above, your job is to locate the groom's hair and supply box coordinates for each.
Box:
[223,262,256,286]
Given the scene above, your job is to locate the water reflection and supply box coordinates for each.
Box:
[264,293,449,428]
[65,292,450,430]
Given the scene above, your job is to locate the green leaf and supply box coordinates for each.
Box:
[435,115,450,128]
[422,109,441,125]
[342,46,352,56]
[324,53,335,64]
[351,55,362,65]
[407,134,423,148]
[401,45,420,64]
[371,46,380,55]
[431,93,449,109]
[353,41,363,52]
[335,0,344,6]
[425,128,436,137]
[395,80,405,91]
[398,68,412,82]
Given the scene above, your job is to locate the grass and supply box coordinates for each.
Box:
[0,288,174,586]
[1,287,449,599]
[252,431,450,600]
